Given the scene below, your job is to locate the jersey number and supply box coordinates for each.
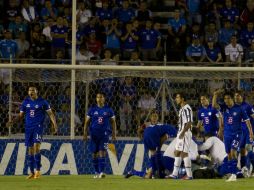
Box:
[30,110,35,117]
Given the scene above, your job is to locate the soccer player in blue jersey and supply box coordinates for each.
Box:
[11,86,57,179]
[196,94,223,138]
[83,92,117,178]
[213,90,253,181]
[234,90,254,176]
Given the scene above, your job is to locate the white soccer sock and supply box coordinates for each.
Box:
[172,157,182,176]
[183,157,192,177]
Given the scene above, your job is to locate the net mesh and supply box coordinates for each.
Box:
[1,66,254,137]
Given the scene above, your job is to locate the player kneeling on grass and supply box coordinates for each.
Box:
[8,86,57,179]
[130,111,177,178]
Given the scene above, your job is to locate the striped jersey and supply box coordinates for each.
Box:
[178,104,193,133]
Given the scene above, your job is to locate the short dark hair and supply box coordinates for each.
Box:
[234,89,244,96]
[224,90,234,99]
[200,94,209,99]
[176,92,187,101]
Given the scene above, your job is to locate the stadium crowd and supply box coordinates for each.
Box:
[1,0,254,137]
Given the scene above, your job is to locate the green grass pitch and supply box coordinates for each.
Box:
[1,175,254,190]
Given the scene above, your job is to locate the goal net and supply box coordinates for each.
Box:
[1,64,254,138]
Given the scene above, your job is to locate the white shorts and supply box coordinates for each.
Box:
[175,131,192,153]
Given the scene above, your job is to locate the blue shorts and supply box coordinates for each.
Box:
[240,125,252,149]
[162,156,174,172]
[89,134,109,153]
[143,136,160,151]
[224,133,242,154]
[25,125,43,147]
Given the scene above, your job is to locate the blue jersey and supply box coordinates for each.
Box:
[121,31,138,50]
[198,104,220,135]
[0,39,18,58]
[239,101,254,130]
[115,8,135,23]
[51,25,68,47]
[143,124,177,150]
[96,8,112,20]
[240,29,254,47]
[87,105,115,136]
[186,44,206,58]
[168,18,186,33]
[20,97,51,129]
[205,46,221,61]
[139,29,160,49]
[222,104,249,136]
[220,7,239,23]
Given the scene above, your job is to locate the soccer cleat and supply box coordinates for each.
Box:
[181,175,193,180]
[34,171,41,179]
[241,166,249,178]
[226,174,237,182]
[125,171,133,179]
[165,174,178,179]
[26,173,35,180]
[98,172,106,178]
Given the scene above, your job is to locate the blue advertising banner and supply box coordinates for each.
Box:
[0,139,159,175]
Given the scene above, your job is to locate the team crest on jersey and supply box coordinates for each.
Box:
[208,112,212,116]
[201,113,204,116]
[26,104,30,108]
[94,111,98,115]
[226,109,229,113]
[233,112,237,116]
[103,112,108,115]
[35,105,39,108]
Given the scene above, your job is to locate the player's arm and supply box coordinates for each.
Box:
[110,117,117,141]
[83,116,90,141]
[212,89,224,109]
[196,120,203,131]
[198,138,213,151]
[46,109,58,134]
[245,119,253,140]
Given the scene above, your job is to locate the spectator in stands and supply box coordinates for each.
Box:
[139,20,161,61]
[119,76,137,135]
[86,32,102,58]
[4,0,20,25]
[115,0,135,24]
[219,0,239,27]
[21,0,38,23]
[168,8,187,45]
[0,24,4,40]
[83,17,99,39]
[40,0,58,21]
[50,16,68,58]
[62,7,72,25]
[218,19,237,48]
[245,39,254,63]
[130,51,143,66]
[30,23,42,44]
[42,17,54,42]
[105,18,122,56]
[30,34,50,59]
[205,21,218,44]
[240,0,254,26]
[0,30,18,59]
[186,0,202,25]
[76,45,94,65]
[96,1,112,21]
[225,35,244,64]
[97,19,110,46]
[186,35,206,63]
[121,22,139,59]
[77,1,92,30]
[186,22,204,45]
[137,89,156,126]
[8,15,28,39]
[208,77,225,94]
[205,2,221,29]
[240,21,254,48]
[100,49,116,65]
[167,35,185,62]
[205,38,222,63]
[135,1,152,24]
[132,19,140,31]
[15,32,30,59]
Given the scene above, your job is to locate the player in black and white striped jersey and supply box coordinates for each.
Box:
[167,92,193,180]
